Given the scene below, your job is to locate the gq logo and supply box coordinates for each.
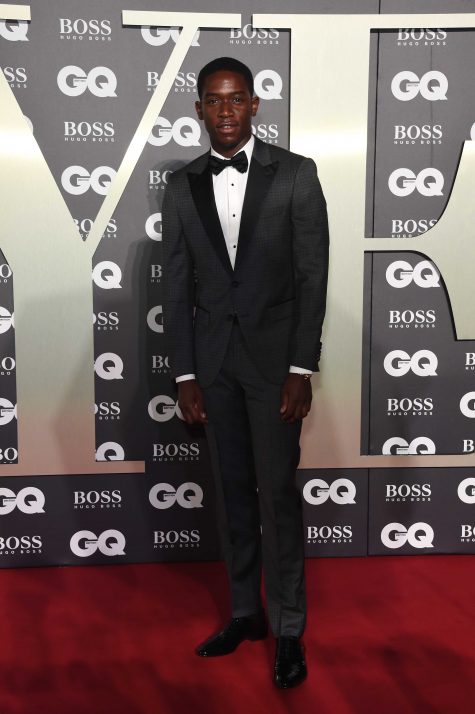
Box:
[0,20,29,41]
[145,213,162,241]
[149,482,203,510]
[303,478,356,505]
[92,261,122,289]
[141,26,200,47]
[458,478,475,504]
[148,396,184,422]
[386,260,440,288]
[384,350,438,377]
[460,393,475,419]
[148,117,201,147]
[0,487,45,514]
[70,529,126,557]
[147,306,163,333]
[0,307,14,334]
[61,166,116,195]
[96,442,125,461]
[381,522,434,549]
[0,398,17,426]
[382,437,436,455]
[94,353,124,381]
[254,69,282,100]
[391,70,448,101]
[388,168,444,197]
[57,65,117,97]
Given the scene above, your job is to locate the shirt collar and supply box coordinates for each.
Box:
[210,134,255,167]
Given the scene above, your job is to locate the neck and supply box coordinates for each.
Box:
[211,134,252,159]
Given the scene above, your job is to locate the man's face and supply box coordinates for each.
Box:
[195,70,259,157]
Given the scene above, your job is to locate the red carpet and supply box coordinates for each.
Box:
[0,556,473,714]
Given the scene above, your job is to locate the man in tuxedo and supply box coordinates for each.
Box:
[162,57,328,688]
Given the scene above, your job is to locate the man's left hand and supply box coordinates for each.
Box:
[280,374,312,423]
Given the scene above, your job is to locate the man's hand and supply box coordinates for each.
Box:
[280,374,312,423]
[178,379,208,424]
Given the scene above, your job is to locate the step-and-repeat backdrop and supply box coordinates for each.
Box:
[1,0,475,566]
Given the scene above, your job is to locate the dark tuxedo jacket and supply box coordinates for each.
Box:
[162,137,329,388]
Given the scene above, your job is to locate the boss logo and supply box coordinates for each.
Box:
[153,529,200,548]
[0,19,29,42]
[149,170,172,188]
[152,442,199,461]
[94,353,124,381]
[145,213,162,241]
[388,168,444,197]
[0,535,42,554]
[391,219,437,238]
[388,309,436,329]
[148,396,184,422]
[0,264,13,282]
[74,218,117,239]
[70,529,125,557]
[148,117,201,147]
[306,525,352,543]
[64,121,115,142]
[386,260,440,288]
[0,307,14,334]
[252,123,279,142]
[150,265,162,283]
[254,69,282,101]
[151,355,170,373]
[149,482,203,510]
[462,440,475,454]
[458,478,475,504]
[397,28,447,45]
[94,401,120,419]
[465,354,475,371]
[57,66,117,97]
[62,166,116,196]
[0,487,45,515]
[391,70,448,101]
[147,306,163,333]
[73,489,121,509]
[460,525,475,542]
[229,26,279,44]
[381,522,434,549]
[93,311,119,331]
[1,66,27,85]
[59,18,111,39]
[385,483,431,502]
[387,397,433,416]
[141,26,200,47]
[303,478,356,505]
[0,447,18,462]
[460,393,475,419]
[95,441,125,461]
[384,350,438,377]
[92,261,122,289]
[382,437,436,456]
[0,398,17,426]
[394,124,442,145]
[0,357,15,376]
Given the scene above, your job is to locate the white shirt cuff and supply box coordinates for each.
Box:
[176,374,196,383]
[289,366,313,375]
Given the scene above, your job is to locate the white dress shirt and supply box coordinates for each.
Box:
[176,135,312,382]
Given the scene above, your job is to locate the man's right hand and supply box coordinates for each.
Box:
[177,379,208,424]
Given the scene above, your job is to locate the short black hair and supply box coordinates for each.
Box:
[197,57,254,99]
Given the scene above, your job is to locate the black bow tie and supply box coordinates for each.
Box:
[209,151,248,175]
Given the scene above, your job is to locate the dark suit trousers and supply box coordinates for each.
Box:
[203,322,306,637]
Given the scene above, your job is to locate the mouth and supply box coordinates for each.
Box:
[217,122,238,132]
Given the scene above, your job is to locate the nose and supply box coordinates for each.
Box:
[217,99,234,117]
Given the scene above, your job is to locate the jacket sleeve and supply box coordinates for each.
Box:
[162,178,196,379]
[289,157,329,371]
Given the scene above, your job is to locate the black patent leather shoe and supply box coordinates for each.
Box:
[196,611,268,657]
[274,636,307,689]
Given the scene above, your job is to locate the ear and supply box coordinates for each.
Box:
[251,95,259,117]
[195,100,203,120]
